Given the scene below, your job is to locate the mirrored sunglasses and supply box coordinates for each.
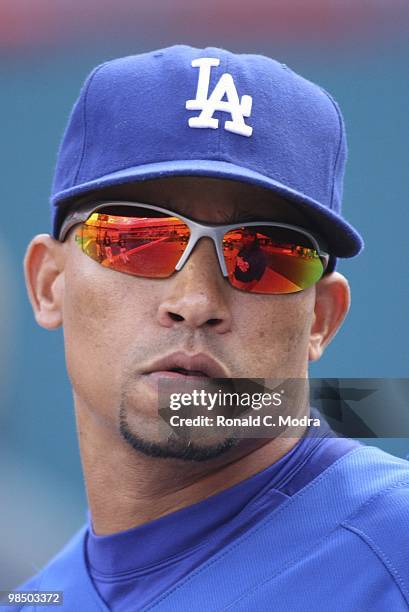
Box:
[59,202,329,295]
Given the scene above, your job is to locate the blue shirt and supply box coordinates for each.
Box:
[9,441,409,611]
[86,423,360,610]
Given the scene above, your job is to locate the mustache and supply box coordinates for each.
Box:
[125,332,236,377]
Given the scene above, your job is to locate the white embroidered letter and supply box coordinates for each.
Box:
[186,58,253,137]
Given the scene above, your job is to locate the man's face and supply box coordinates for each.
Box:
[59,177,319,460]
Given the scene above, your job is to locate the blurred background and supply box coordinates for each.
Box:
[1,0,408,589]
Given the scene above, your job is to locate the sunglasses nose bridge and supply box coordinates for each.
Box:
[174,223,228,276]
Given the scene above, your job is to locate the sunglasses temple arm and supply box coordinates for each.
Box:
[58,213,91,241]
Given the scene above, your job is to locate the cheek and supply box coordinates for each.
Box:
[61,250,157,415]
[231,289,315,377]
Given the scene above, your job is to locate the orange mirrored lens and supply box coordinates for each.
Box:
[75,211,190,278]
[223,226,324,294]
[74,211,325,294]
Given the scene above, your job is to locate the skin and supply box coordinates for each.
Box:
[24,176,350,535]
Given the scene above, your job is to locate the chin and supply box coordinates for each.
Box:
[119,409,239,462]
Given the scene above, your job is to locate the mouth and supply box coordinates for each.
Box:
[166,367,209,378]
[141,351,230,380]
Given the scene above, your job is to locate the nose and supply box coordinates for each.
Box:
[156,238,232,333]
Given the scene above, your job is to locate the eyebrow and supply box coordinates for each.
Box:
[167,201,287,224]
[94,201,307,228]
[70,194,306,227]
[166,201,321,238]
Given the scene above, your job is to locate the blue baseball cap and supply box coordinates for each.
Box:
[51,44,363,261]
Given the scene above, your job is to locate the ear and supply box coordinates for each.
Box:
[308,272,350,362]
[24,234,65,329]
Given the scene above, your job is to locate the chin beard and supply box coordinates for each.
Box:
[119,407,239,462]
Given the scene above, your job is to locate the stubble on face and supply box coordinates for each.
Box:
[62,177,316,463]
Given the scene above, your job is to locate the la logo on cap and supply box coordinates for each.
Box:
[186,58,253,137]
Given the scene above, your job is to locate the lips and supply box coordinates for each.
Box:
[167,367,208,377]
[141,351,230,379]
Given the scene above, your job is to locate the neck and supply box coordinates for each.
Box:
[76,400,302,536]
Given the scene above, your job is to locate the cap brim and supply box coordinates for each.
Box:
[52,159,363,258]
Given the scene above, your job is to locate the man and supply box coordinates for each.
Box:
[102,232,114,264]
[118,236,130,264]
[232,228,267,291]
[8,46,409,611]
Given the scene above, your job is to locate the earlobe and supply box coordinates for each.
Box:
[24,234,65,330]
[308,272,350,362]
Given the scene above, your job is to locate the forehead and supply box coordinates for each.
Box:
[69,176,313,227]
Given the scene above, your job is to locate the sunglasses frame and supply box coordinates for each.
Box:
[59,200,329,282]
